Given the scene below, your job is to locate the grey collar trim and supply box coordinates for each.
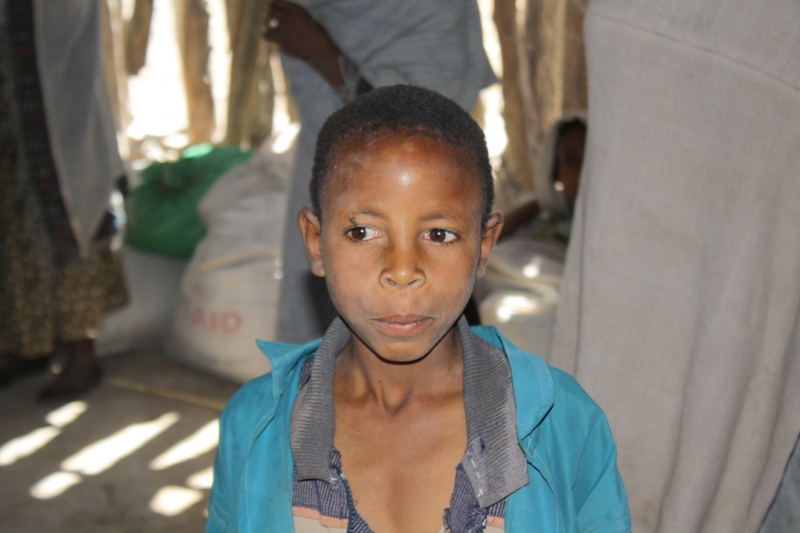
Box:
[289,316,528,507]
[457,317,529,508]
[290,317,351,484]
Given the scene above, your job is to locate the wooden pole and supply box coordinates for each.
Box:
[225,0,270,146]
[175,0,216,145]
[493,0,588,193]
[99,0,131,159]
[124,0,154,75]
[562,0,588,113]
[245,40,275,148]
[494,0,537,192]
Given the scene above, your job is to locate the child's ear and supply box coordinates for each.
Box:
[477,212,504,279]
[298,207,326,277]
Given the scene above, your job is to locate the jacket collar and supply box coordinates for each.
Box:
[470,325,555,438]
[289,317,351,484]
[256,322,555,438]
[458,317,530,507]
[263,316,552,509]
[255,336,321,400]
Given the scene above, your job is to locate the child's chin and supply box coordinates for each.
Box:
[372,347,432,365]
[368,333,454,365]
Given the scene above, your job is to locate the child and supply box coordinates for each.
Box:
[499,114,587,243]
[206,86,629,533]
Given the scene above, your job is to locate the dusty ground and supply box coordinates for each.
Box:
[0,351,239,533]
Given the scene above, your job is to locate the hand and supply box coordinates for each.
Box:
[262,0,345,86]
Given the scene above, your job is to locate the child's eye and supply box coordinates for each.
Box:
[426,228,457,243]
[347,226,378,241]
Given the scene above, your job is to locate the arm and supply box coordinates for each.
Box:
[262,0,372,100]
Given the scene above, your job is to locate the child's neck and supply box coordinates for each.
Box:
[335,328,464,413]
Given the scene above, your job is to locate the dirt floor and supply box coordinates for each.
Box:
[0,351,239,533]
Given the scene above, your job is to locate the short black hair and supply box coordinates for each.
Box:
[310,85,494,225]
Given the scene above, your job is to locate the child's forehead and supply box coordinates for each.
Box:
[339,127,448,154]
[326,132,480,183]
[325,133,481,201]
[330,129,468,173]
[315,127,487,223]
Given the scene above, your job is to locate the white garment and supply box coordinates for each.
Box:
[34,0,124,258]
[550,1,800,532]
[277,0,497,342]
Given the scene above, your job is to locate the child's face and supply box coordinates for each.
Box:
[299,133,502,363]
[555,123,586,212]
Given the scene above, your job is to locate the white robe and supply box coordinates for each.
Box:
[550,1,800,531]
[34,0,124,258]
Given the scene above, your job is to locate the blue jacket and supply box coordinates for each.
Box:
[207,325,630,532]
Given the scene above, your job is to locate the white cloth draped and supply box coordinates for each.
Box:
[550,1,800,531]
[34,0,123,258]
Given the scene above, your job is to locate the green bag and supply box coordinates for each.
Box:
[125,144,253,259]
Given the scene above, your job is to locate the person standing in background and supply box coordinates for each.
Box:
[263,0,496,343]
[549,1,800,531]
[0,0,129,401]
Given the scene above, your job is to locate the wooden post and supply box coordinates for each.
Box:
[245,40,275,148]
[225,0,270,146]
[99,0,131,158]
[562,0,588,114]
[493,0,588,193]
[494,0,537,192]
[175,0,216,145]
[125,0,154,75]
[525,0,567,156]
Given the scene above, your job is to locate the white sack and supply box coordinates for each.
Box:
[96,247,186,356]
[165,145,290,383]
[550,1,800,532]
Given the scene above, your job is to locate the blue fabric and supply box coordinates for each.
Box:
[207,326,631,533]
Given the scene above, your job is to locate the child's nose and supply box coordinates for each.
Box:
[380,242,425,289]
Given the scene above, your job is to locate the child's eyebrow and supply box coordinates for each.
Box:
[419,212,472,224]
[348,210,384,223]
[347,210,472,224]
[419,213,448,222]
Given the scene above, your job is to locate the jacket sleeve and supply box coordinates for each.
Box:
[206,401,234,533]
[548,368,631,533]
[206,372,278,533]
[573,412,631,533]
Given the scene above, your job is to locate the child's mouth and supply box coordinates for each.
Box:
[372,315,432,335]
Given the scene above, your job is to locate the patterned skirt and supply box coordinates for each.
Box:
[0,0,128,357]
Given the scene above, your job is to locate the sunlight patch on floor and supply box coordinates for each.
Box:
[61,412,180,476]
[186,465,214,490]
[0,401,89,467]
[0,427,61,467]
[45,401,89,427]
[149,485,205,516]
[29,471,83,500]
[149,419,218,471]
[28,411,181,500]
